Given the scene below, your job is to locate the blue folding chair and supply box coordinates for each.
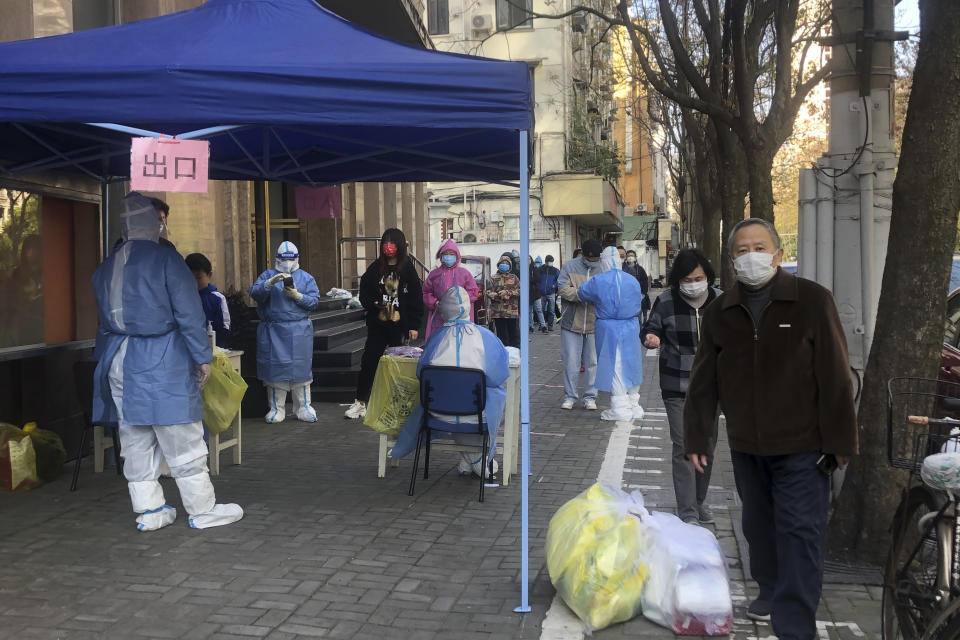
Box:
[409,365,490,502]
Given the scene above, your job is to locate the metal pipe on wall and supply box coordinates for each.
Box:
[859,102,876,359]
[798,168,817,281]
[815,164,835,292]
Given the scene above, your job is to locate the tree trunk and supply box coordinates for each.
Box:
[745,148,776,222]
[715,124,749,289]
[827,0,960,563]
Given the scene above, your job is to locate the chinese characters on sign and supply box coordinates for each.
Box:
[130,137,210,193]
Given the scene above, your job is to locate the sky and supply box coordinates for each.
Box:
[895,0,920,35]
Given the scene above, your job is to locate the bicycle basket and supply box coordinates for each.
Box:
[887,377,960,472]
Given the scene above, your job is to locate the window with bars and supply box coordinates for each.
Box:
[496,0,533,30]
[427,0,449,35]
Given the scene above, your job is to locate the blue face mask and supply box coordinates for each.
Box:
[498,263,510,273]
[441,254,457,268]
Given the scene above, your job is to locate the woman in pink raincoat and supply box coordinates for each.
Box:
[422,239,479,338]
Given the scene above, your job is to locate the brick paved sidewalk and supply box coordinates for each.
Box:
[0,327,880,640]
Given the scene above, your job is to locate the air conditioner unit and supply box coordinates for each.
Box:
[636,203,648,213]
[471,14,492,33]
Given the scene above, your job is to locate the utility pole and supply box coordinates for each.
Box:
[798,0,908,371]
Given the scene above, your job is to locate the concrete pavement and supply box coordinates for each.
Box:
[0,326,880,639]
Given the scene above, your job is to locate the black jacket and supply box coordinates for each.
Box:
[623,262,650,311]
[358,259,424,332]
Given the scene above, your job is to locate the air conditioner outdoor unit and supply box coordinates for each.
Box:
[636,203,648,213]
[472,14,492,32]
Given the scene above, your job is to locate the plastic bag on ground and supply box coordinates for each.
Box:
[0,423,40,491]
[640,510,733,635]
[545,483,650,632]
[202,351,248,434]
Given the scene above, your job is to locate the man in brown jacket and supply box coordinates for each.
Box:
[684,218,858,640]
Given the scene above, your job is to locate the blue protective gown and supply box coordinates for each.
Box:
[91,240,212,427]
[577,268,645,392]
[390,323,510,462]
[249,268,320,383]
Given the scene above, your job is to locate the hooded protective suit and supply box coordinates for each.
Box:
[422,239,479,338]
[249,241,320,422]
[91,193,243,531]
[577,246,645,421]
[390,286,509,472]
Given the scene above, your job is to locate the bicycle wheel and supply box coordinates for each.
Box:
[926,603,960,639]
[882,486,947,639]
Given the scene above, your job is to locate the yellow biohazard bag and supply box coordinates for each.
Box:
[363,355,420,436]
[202,352,247,435]
[546,483,650,632]
[23,422,66,483]
[0,423,40,491]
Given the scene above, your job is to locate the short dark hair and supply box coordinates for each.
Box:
[616,245,625,251]
[185,253,212,275]
[150,197,170,218]
[668,248,715,288]
[626,249,637,257]
[545,254,554,262]
[581,239,603,258]
[572,248,582,258]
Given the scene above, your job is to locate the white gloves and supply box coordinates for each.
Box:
[283,286,303,302]
[266,274,284,287]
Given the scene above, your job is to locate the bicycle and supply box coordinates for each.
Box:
[882,377,960,639]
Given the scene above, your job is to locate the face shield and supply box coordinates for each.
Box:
[120,193,162,242]
[275,241,300,274]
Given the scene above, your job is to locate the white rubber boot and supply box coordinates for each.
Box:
[292,383,318,422]
[264,386,287,423]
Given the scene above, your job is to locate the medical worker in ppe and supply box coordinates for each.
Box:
[249,241,320,423]
[91,193,243,531]
[390,286,509,477]
[577,246,646,421]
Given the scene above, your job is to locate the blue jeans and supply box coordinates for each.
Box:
[560,328,597,403]
[541,293,556,328]
[732,451,829,640]
[530,298,545,329]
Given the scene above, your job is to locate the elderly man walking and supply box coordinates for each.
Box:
[684,218,858,640]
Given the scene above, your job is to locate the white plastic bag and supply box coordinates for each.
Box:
[639,511,733,635]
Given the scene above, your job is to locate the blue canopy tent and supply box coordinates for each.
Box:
[0,0,536,613]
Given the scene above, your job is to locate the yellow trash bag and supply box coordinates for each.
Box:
[0,423,40,491]
[363,355,420,436]
[23,422,66,483]
[202,352,247,434]
[546,483,650,632]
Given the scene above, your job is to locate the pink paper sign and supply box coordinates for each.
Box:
[295,185,341,219]
[130,137,209,193]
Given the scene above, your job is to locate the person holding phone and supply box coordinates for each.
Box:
[683,219,858,639]
[249,241,320,423]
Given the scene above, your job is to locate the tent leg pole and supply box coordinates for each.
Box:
[101,181,109,259]
[514,129,531,614]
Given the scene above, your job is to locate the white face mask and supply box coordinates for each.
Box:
[679,280,709,298]
[625,257,636,264]
[733,252,776,287]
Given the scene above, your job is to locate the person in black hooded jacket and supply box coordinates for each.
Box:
[344,228,424,420]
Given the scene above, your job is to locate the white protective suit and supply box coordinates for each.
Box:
[94,193,243,531]
[249,241,320,423]
[577,247,646,421]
